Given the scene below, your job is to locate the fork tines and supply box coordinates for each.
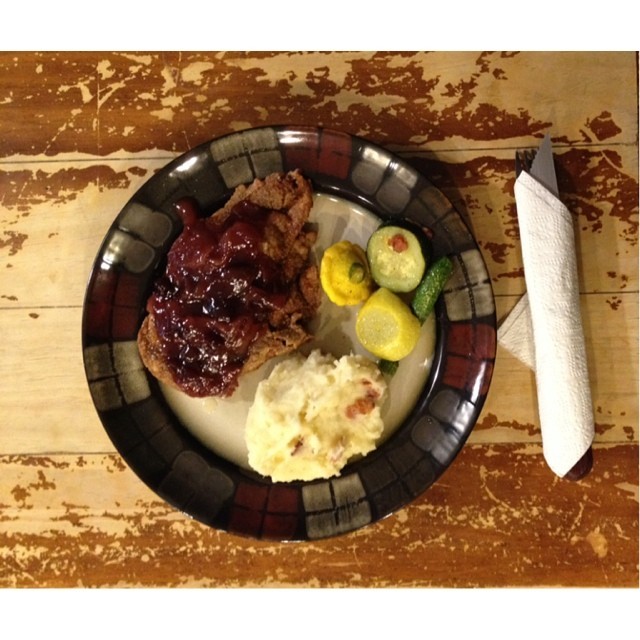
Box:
[515,148,537,177]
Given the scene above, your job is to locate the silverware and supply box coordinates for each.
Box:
[514,135,593,481]
[515,147,537,177]
[516,134,558,198]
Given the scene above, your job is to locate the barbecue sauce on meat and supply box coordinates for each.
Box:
[147,197,289,397]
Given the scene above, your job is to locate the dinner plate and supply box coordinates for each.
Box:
[82,125,496,541]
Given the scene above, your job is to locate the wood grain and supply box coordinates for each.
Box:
[1,51,637,588]
[1,444,636,587]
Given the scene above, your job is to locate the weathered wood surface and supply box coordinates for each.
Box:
[1,51,637,588]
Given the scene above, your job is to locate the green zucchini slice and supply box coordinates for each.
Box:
[366,223,427,292]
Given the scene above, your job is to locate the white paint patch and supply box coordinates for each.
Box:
[615,482,639,502]
[97,82,125,108]
[181,62,214,84]
[150,107,174,122]
[586,527,608,558]
[121,53,153,66]
[60,83,94,105]
[97,60,115,80]
[161,95,183,108]
[160,66,177,92]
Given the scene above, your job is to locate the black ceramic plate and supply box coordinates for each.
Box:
[82,125,496,541]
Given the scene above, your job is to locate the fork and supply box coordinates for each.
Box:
[515,148,537,177]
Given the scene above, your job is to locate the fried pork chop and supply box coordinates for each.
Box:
[137,170,321,398]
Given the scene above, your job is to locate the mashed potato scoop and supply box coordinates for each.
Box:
[245,349,387,482]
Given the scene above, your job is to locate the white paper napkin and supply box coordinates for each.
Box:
[499,170,595,478]
[497,293,535,369]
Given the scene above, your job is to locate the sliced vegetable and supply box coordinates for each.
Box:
[378,358,399,377]
[411,256,454,323]
[320,240,374,306]
[355,287,421,361]
[382,218,433,261]
[366,223,427,292]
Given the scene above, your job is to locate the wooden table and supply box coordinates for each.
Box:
[1,52,637,589]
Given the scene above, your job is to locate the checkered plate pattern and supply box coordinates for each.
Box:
[82,126,496,541]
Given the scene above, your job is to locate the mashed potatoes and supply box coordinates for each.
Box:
[245,349,387,482]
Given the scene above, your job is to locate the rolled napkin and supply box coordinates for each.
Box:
[497,293,535,370]
[510,169,595,478]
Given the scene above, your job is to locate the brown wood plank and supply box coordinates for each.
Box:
[0,144,636,310]
[1,51,637,590]
[1,444,636,587]
[1,52,636,157]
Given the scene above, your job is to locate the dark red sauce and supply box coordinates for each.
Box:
[147,197,288,397]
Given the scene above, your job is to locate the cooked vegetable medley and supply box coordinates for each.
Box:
[355,288,421,361]
[320,217,453,373]
[366,224,427,292]
[411,256,454,323]
[320,240,374,306]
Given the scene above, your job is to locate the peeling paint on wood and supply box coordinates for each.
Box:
[0,51,637,588]
[0,446,636,587]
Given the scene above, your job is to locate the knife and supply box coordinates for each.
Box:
[528,134,559,198]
